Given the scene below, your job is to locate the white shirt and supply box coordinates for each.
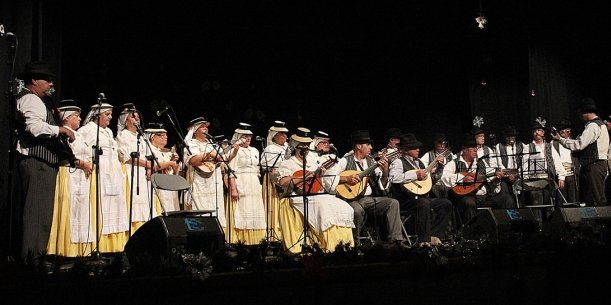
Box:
[389,156,420,184]
[328,153,389,195]
[560,117,609,160]
[16,93,60,155]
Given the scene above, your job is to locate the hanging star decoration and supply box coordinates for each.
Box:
[475,15,487,29]
[473,116,485,127]
[536,116,547,128]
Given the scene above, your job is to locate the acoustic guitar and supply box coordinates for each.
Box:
[451,168,518,196]
[402,149,452,195]
[335,150,401,200]
[292,156,338,195]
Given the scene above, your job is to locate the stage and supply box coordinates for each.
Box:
[3,229,611,305]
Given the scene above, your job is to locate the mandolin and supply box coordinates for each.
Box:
[402,149,452,195]
[451,168,518,196]
[292,156,338,195]
[335,150,401,200]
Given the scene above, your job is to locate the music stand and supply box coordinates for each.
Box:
[281,152,331,253]
[260,150,284,243]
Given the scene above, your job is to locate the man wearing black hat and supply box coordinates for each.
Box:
[389,134,452,246]
[493,126,523,201]
[420,133,455,199]
[521,118,567,209]
[441,134,515,225]
[551,119,580,203]
[329,130,404,245]
[471,117,498,169]
[383,127,403,155]
[14,62,76,265]
[554,98,609,206]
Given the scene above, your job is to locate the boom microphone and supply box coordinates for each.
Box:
[156,107,169,117]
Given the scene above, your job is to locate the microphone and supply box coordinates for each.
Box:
[156,107,169,117]
[329,143,338,153]
[255,136,265,142]
[202,131,224,139]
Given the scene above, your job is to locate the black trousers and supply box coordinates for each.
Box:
[16,157,58,264]
[557,175,579,204]
[451,192,515,226]
[400,197,452,242]
[580,161,608,206]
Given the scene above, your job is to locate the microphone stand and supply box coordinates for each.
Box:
[91,94,104,260]
[132,119,161,224]
[4,31,18,262]
[260,150,283,243]
[207,136,238,246]
[157,107,192,210]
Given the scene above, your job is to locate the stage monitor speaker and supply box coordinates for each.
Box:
[461,208,540,243]
[545,206,611,241]
[124,211,225,271]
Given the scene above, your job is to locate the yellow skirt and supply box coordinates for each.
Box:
[262,174,285,242]
[47,167,95,257]
[224,196,266,245]
[128,191,163,234]
[278,200,354,254]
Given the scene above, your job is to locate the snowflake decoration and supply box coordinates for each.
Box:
[472,116,484,127]
[536,116,546,127]
[476,15,487,29]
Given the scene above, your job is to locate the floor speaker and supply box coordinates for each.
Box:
[461,208,540,242]
[124,211,225,271]
[545,206,611,241]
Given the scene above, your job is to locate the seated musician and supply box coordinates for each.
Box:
[441,134,515,225]
[420,133,455,199]
[327,130,404,245]
[494,126,523,197]
[520,118,567,206]
[389,133,451,246]
[276,127,355,251]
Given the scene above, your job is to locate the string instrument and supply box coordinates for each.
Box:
[402,149,452,195]
[335,150,401,200]
[194,150,220,178]
[292,156,338,195]
[451,168,518,196]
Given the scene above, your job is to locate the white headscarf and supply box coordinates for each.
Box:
[82,103,113,126]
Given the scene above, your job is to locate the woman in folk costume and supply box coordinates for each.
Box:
[78,102,129,252]
[115,103,158,233]
[276,128,354,253]
[261,121,290,242]
[47,100,95,257]
[184,117,226,227]
[226,122,266,245]
[146,122,180,213]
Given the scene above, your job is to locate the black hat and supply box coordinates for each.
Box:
[556,118,572,131]
[384,128,403,140]
[269,120,289,132]
[145,122,166,133]
[235,122,253,135]
[57,99,81,112]
[433,133,447,144]
[532,116,547,130]
[503,125,519,136]
[314,130,330,139]
[18,61,56,80]
[350,130,371,144]
[120,103,137,114]
[460,133,477,148]
[189,116,210,127]
[290,127,313,143]
[578,97,597,114]
[399,133,423,150]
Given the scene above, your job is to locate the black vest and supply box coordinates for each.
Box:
[345,155,385,196]
[390,156,425,201]
[16,93,61,166]
[498,142,523,169]
[527,142,557,178]
[577,119,606,166]
[454,157,491,193]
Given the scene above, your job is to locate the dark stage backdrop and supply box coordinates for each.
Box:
[1,1,610,246]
